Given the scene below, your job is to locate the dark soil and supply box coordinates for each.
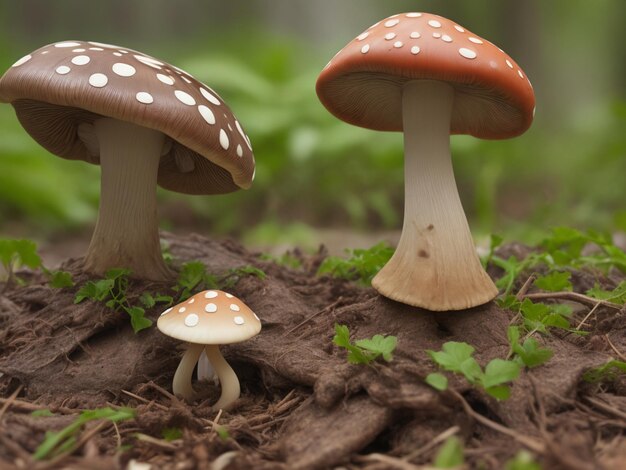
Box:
[1,233,625,469]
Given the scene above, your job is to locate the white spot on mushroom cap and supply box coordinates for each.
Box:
[118,50,129,54]
[454,25,465,32]
[179,307,186,313]
[72,48,86,53]
[89,47,104,51]
[161,307,172,316]
[89,73,108,88]
[55,41,82,48]
[410,31,421,39]
[200,87,221,105]
[251,167,256,181]
[506,59,513,69]
[235,120,247,142]
[468,37,483,44]
[41,51,50,54]
[361,44,370,54]
[112,63,136,77]
[237,145,243,157]
[181,76,191,84]
[175,90,196,106]
[89,41,118,48]
[230,304,240,312]
[406,12,422,17]
[219,129,229,150]
[204,291,218,299]
[225,293,234,298]
[134,55,163,69]
[136,92,154,104]
[188,298,195,304]
[517,70,524,78]
[205,303,218,313]
[442,35,453,42]
[384,32,396,40]
[113,52,122,57]
[198,105,216,125]
[357,32,369,41]
[157,73,175,85]
[234,316,245,325]
[56,65,71,75]
[433,32,442,38]
[384,19,400,27]
[459,48,477,59]
[394,41,404,48]
[71,55,90,65]
[411,46,421,55]
[185,313,199,327]
[428,20,442,28]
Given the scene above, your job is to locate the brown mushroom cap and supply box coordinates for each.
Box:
[0,40,255,193]
[157,290,261,345]
[316,12,535,139]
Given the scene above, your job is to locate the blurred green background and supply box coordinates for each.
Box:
[0,0,624,258]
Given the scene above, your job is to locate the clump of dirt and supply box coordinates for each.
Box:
[0,232,624,469]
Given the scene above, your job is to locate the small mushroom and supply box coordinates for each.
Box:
[316,13,535,311]
[0,41,255,281]
[157,290,261,410]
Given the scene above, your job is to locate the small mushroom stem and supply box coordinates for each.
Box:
[204,344,240,411]
[372,80,498,311]
[172,342,204,401]
[84,117,173,281]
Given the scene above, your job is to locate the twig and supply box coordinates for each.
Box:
[402,425,460,462]
[355,453,426,469]
[605,335,626,361]
[450,390,545,454]
[0,385,23,420]
[521,292,621,310]
[134,433,179,451]
[0,397,74,415]
[285,297,344,335]
[575,301,601,330]
[516,274,536,301]
[585,396,626,421]
[121,389,168,411]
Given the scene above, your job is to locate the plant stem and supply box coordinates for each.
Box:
[172,343,204,401]
[205,344,240,411]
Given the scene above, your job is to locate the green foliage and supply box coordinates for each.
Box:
[583,360,626,383]
[260,252,303,269]
[0,238,41,283]
[174,261,266,301]
[427,342,520,400]
[505,450,542,470]
[333,324,397,365]
[318,242,394,285]
[74,269,155,333]
[433,436,464,468]
[586,281,626,305]
[31,409,55,417]
[161,427,183,441]
[34,407,134,460]
[533,271,572,292]
[47,270,74,288]
[425,373,448,391]
[507,326,553,368]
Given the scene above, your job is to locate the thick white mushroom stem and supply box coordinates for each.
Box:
[84,118,172,281]
[371,80,498,311]
[172,343,241,411]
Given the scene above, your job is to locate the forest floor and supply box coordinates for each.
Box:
[1,232,625,469]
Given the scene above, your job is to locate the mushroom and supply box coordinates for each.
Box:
[316,13,535,311]
[0,41,255,281]
[157,289,261,410]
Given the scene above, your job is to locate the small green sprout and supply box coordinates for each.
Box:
[507,326,553,368]
[504,450,542,470]
[427,342,520,400]
[318,242,394,285]
[433,436,464,468]
[0,238,42,285]
[583,360,626,383]
[586,281,626,305]
[533,271,572,292]
[34,407,134,460]
[161,427,183,441]
[333,324,397,365]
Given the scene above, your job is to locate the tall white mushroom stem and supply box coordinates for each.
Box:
[84,118,173,281]
[173,343,204,400]
[371,80,498,311]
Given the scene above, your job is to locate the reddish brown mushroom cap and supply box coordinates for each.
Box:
[0,40,255,193]
[316,12,535,139]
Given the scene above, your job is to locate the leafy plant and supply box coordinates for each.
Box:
[161,427,183,441]
[46,270,74,288]
[507,326,553,368]
[586,281,626,305]
[333,324,397,365]
[533,271,572,292]
[318,242,394,285]
[427,342,520,400]
[433,436,464,468]
[34,407,134,460]
[583,360,626,383]
[504,450,542,470]
[174,261,266,301]
[498,296,573,334]
[74,269,158,333]
[0,238,41,284]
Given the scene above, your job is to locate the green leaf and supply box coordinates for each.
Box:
[534,271,572,292]
[485,384,511,400]
[428,342,475,372]
[505,450,542,470]
[332,324,351,348]
[48,271,74,288]
[517,338,553,368]
[318,242,394,285]
[355,334,397,362]
[31,409,55,417]
[333,324,397,365]
[583,360,626,383]
[425,373,448,391]
[433,436,464,468]
[126,307,152,333]
[139,292,156,309]
[459,357,483,383]
[482,359,520,389]
[586,281,626,305]
[161,427,183,441]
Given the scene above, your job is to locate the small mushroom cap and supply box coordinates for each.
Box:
[0,40,255,192]
[157,290,261,345]
[316,13,535,139]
